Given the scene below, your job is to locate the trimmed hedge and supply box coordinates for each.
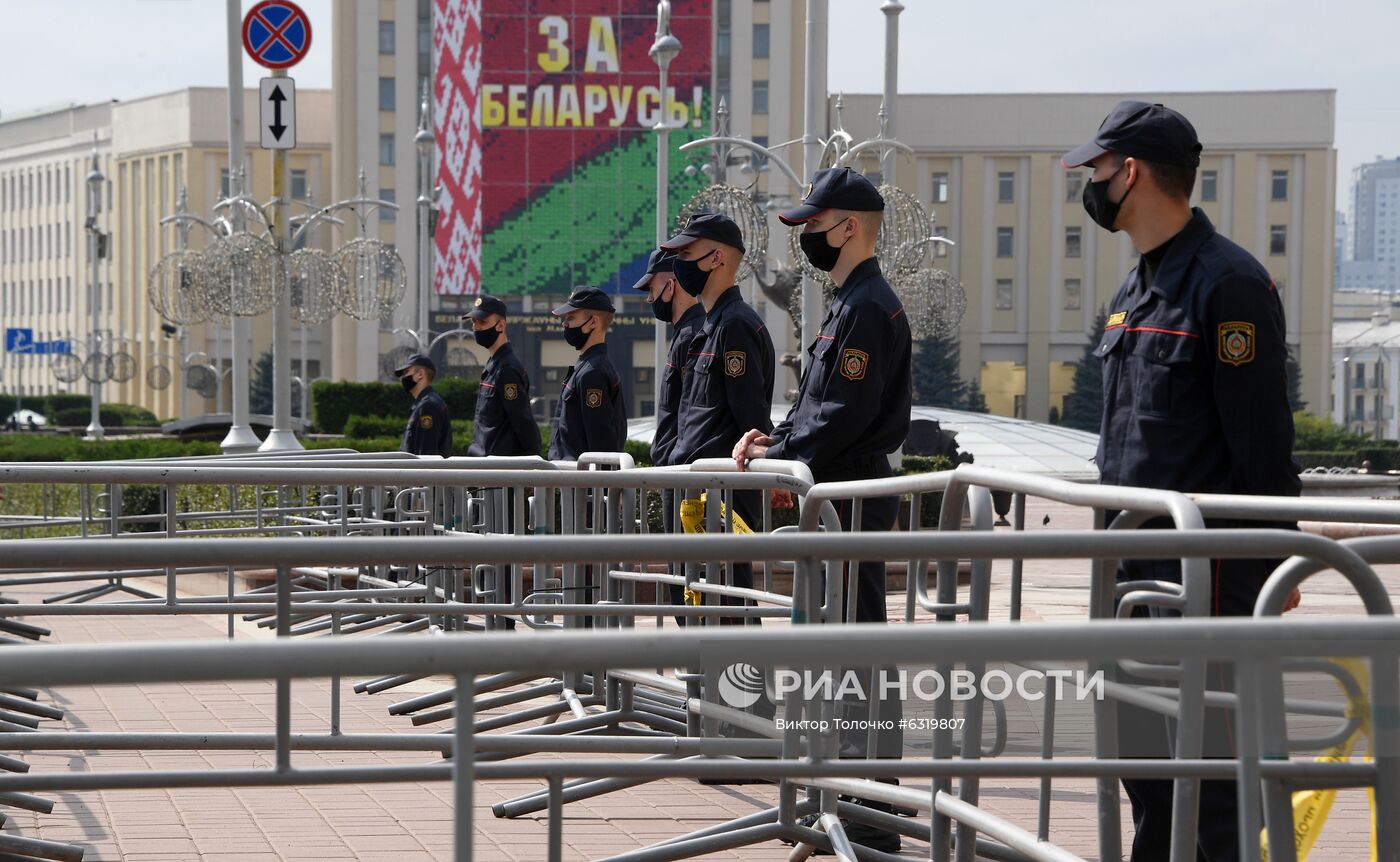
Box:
[344,415,411,439]
[312,379,479,434]
[0,395,158,427]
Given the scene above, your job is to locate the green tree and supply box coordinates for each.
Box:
[912,333,967,408]
[1062,307,1109,432]
[963,378,989,413]
[250,350,274,416]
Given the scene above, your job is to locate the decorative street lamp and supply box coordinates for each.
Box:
[83,139,106,441]
[649,0,681,412]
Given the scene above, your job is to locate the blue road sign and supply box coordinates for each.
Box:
[5,328,34,354]
[242,1,312,70]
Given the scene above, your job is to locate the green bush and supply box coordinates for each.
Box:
[0,435,222,462]
[102,403,159,426]
[344,415,410,439]
[54,408,129,428]
[1292,411,1372,452]
[312,379,479,434]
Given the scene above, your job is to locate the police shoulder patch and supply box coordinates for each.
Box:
[504,382,520,401]
[724,350,746,378]
[840,348,869,381]
[420,414,434,429]
[1218,321,1256,366]
[585,388,604,408]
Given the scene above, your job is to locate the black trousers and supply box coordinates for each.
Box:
[1116,554,1277,862]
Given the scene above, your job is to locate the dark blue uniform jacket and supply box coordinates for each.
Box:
[674,286,775,463]
[469,343,541,457]
[548,343,626,461]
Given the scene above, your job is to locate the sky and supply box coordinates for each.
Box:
[1,0,1395,209]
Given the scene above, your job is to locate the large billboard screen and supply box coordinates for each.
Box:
[434,0,713,296]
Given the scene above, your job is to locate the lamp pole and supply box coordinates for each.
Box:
[800,0,828,367]
[880,1,903,184]
[260,65,303,452]
[415,80,435,352]
[650,1,680,413]
[83,142,105,441]
[221,0,260,452]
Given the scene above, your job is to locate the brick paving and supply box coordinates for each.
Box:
[0,496,1390,860]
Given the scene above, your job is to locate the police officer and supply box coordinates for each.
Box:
[464,295,541,457]
[661,213,775,623]
[733,168,909,852]
[635,248,705,619]
[548,287,626,460]
[396,353,452,457]
[1062,101,1301,861]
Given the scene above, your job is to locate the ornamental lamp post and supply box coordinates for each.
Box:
[84,141,106,441]
[649,1,681,413]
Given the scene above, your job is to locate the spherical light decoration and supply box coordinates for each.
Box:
[676,185,768,283]
[288,247,345,325]
[146,364,173,391]
[147,250,211,326]
[109,351,139,384]
[186,364,219,400]
[876,184,930,285]
[897,268,967,341]
[51,353,83,384]
[446,345,480,378]
[379,345,418,383]
[333,239,407,321]
[202,233,278,318]
[82,352,114,384]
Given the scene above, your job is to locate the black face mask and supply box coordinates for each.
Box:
[1082,169,1132,233]
[562,321,590,350]
[798,220,849,272]
[473,326,500,349]
[649,281,674,322]
[400,374,418,394]
[672,249,717,297]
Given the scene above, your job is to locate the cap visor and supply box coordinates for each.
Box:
[631,272,653,292]
[658,231,697,250]
[392,362,414,374]
[463,308,490,321]
[1060,141,1108,169]
[777,203,823,226]
[550,302,576,316]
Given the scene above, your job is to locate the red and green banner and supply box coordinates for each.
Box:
[434,0,713,296]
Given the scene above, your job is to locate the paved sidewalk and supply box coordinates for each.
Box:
[0,496,1387,860]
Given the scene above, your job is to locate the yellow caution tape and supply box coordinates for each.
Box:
[678,494,753,606]
[1260,657,1376,861]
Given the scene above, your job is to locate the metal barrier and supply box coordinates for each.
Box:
[0,529,1393,862]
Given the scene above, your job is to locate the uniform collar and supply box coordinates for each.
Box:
[484,341,513,371]
[579,342,608,363]
[1145,208,1215,303]
[700,286,744,336]
[414,385,436,404]
[836,256,882,296]
[676,302,706,329]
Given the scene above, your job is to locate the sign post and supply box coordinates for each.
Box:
[243,0,311,452]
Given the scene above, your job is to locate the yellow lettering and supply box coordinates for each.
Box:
[555,85,582,127]
[636,86,660,127]
[529,86,555,126]
[507,84,528,127]
[537,15,569,73]
[607,85,633,127]
[583,16,619,73]
[480,84,505,127]
[582,84,608,127]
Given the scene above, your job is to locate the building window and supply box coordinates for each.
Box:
[378,20,395,54]
[932,172,948,204]
[291,169,308,200]
[1064,278,1082,311]
[1270,224,1287,256]
[1271,170,1288,201]
[1356,362,1365,388]
[997,171,1014,203]
[753,23,769,59]
[1356,394,1366,420]
[752,81,769,114]
[220,168,231,199]
[378,77,396,112]
[1014,394,1027,419]
[995,279,1014,310]
[1065,226,1081,258]
[933,226,949,258]
[1201,170,1218,202]
[379,188,396,222]
[1065,170,1084,202]
[379,133,396,166]
[996,227,1013,258]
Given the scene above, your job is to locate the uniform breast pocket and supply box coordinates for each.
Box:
[809,337,835,396]
[1132,333,1199,418]
[690,354,719,407]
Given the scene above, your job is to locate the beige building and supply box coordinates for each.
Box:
[838,90,1336,422]
[0,88,333,421]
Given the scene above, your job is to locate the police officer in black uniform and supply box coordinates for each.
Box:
[464,295,541,457]
[548,287,627,460]
[1063,101,1301,862]
[662,213,775,622]
[396,353,452,457]
[734,168,909,852]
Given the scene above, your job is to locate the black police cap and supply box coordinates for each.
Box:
[462,294,509,321]
[660,212,746,254]
[1061,101,1202,169]
[779,167,885,226]
[551,286,616,316]
[393,353,436,375]
[632,249,676,292]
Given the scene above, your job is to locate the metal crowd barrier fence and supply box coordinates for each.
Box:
[0,530,1392,862]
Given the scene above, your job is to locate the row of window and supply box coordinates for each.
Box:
[1,165,73,212]
[987,222,1287,259]
[991,278,1082,312]
[3,278,75,316]
[930,168,1283,206]
[218,168,311,202]
[377,19,432,57]
[0,224,74,265]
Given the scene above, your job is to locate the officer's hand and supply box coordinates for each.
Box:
[1283,587,1301,613]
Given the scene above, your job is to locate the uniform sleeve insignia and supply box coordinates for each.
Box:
[585,388,604,408]
[1218,321,1256,366]
[504,382,520,401]
[420,414,434,429]
[839,348,869,381]
[1106,311,1128,328]
[724,350,746,377]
